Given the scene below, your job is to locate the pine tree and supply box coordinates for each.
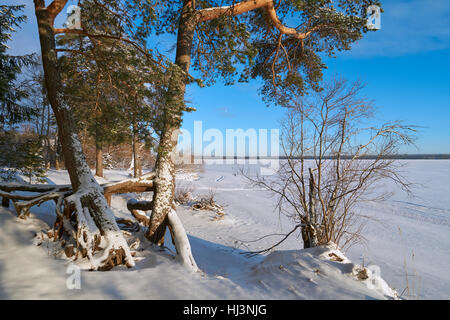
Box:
[54,0,382,246]
[0,5,36,130]
[19,135,48,184]
[0,5,46,183]
[0,131,47,183]
[29,0,381,270]
[57,14,161,177]
[114,0,382,243]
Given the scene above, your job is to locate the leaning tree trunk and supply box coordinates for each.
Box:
[145,1,198,244]
[33,0,134,270]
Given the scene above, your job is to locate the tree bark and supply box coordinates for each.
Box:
[95,140,103,178]
[146,1,197,243]
[55,159,61,170]
[33,0,134,270]
[136,143,142,177]
[132,124,142,178]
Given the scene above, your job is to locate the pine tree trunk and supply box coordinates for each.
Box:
[146,1,198,243]
[95,141,103,178]
[132,134,137,178]
[33,0,134,270]
[54,134,60,170]
[49,144,56,169]
[55,158,61,170]
[132,124,142,178]
[136,141,142,177]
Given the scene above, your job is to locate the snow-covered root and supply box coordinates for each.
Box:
[125,199,199,272]
[167,209,199,273]
[65,188,135,271]
[0,175,163,270]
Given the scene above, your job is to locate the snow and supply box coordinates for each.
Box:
[1,160,449,299]
[167,209,199,272]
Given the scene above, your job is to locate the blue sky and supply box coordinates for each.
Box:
[6,0,450,154]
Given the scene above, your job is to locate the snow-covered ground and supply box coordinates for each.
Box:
[0,160,448,299]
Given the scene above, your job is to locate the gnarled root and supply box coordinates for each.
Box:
[126,199,198,272]
[0,174,156,270]
[127,199,152,226]
[0,173,193,271]
[63,188,135,270]
[167,209,198,272]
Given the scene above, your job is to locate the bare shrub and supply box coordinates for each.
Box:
[174,183,195,205]
[191,189,225,220]
[244,77,416,253]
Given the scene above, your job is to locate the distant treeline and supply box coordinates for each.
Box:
[282,154,450,160]
[199,154,450,160]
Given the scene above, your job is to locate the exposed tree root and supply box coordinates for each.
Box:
[126,199,199,272]
[62,187,136,270]
[0,172,197,271]
[127,199,151,226]
[0,174,156,270]
[167,209,199,272]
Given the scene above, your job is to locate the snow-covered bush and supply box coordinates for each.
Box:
[0,132,47,183]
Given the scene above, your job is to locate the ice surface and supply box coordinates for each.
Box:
[0,160,448,299]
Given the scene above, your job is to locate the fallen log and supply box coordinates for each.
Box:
[127,199,153,212]
[0,182,71,193]
[14,191,68,219]
[102,173,155,205]
[0,190,44,202]
[126,199,153,226]
[0,172,156,209]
